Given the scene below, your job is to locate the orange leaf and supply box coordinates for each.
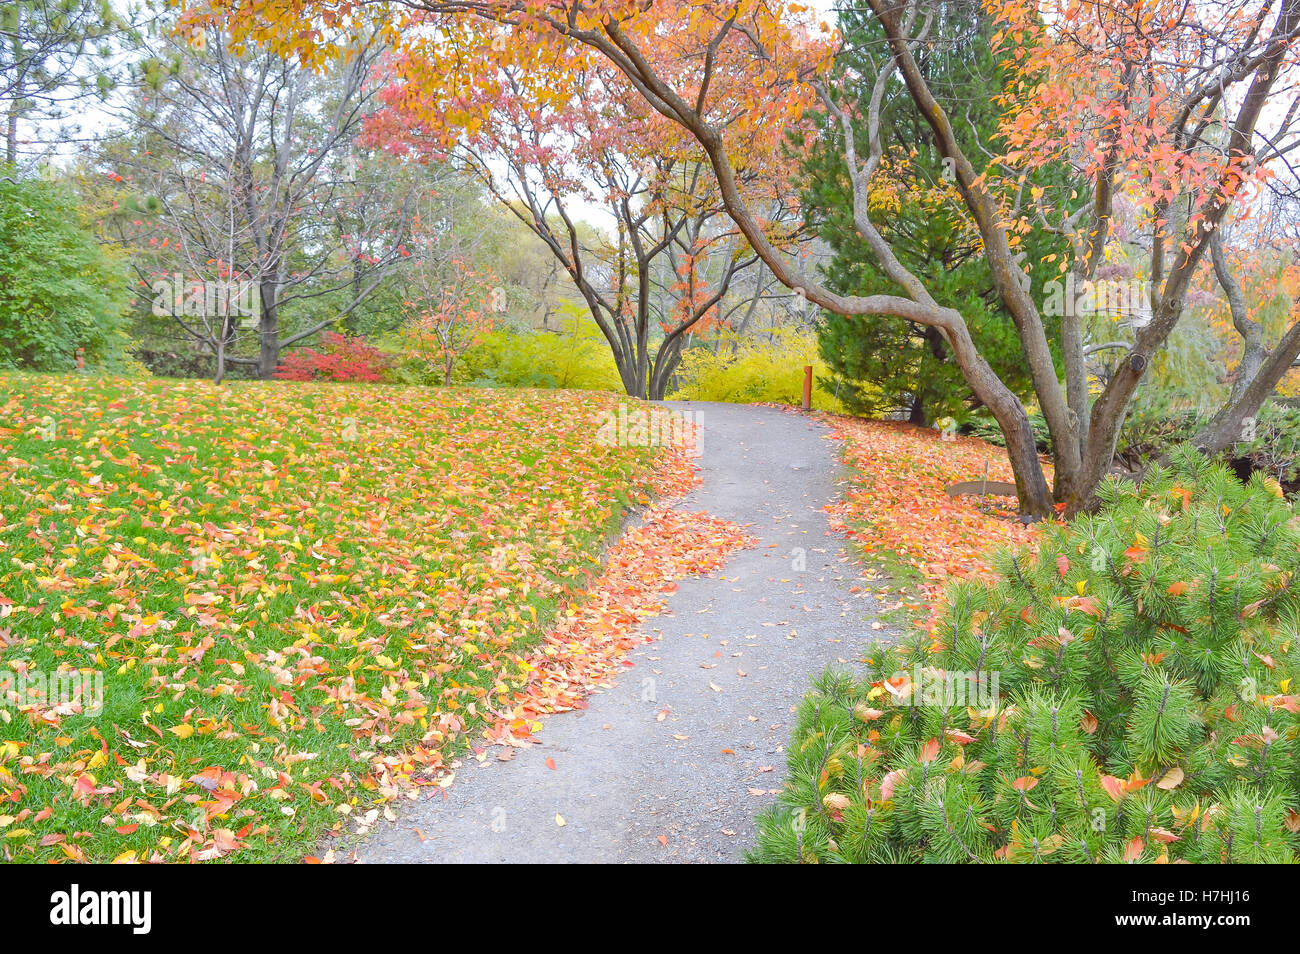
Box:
[1101,775,1126,802]
[880,769,908,801]
[1123,836,1145,862]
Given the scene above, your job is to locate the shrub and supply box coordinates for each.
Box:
[670,327,847,411]
[272,332,391,382]
[1238,402,1300,487]
[1114,387,1211,471]
[750,446,1300,863]
[467,323,622,391]
[0,173,131,370]
[396,257,499,385]
[387,320,622,392]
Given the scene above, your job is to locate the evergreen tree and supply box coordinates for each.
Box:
[803,3,1069,425]
[0,0,131,166]
[751,447,1300,863]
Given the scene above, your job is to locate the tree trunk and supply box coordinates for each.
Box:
[1212,231,1265,406]
[1194,316,1300,456]
[613,349,645,398]
[907,395,925,425]
[214,316,229,385]
[986,396,1052,519]
[940,319,1054,517]
[1060,295,1089,464]
[5,106,17,166]
[648,340,682,401]
[258,284,279,379]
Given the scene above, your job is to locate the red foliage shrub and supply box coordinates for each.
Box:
[272,333,391,382]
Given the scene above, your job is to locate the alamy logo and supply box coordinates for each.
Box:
[887,664,1001,708]
[49,884,151,934]
[594,405,698,448]
[0,668,103,717]
[151,272,258,323]
[1042,274,1152,326]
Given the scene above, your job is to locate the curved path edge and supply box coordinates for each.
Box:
[354,401,886,863]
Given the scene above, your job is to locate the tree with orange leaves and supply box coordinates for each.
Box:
[399,253,501,385]
[197,0,1300,515]
[359,18,804,398]
[1191,196,1300,405]
[983,0,1300,502]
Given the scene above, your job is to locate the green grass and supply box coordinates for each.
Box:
[0,372,661,862]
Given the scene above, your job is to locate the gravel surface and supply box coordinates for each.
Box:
[355,401,885,863]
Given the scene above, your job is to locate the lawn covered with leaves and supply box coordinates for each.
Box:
[821,415,1047,625]
[0,373,676,862]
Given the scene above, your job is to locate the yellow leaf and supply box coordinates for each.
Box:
[1156,766,1184,790]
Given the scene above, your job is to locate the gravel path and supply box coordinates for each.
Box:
[355,401,883,863]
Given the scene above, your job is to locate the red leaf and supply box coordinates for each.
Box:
[1101,775,1126,802]
[1123,837,1144,862]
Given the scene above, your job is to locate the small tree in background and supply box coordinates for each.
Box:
[365,32,798,399]
[103,15,417,380]
[399,257,500,386]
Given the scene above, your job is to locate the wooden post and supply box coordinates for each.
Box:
[802,365,812,411]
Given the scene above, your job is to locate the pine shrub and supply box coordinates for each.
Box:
[751,446,1300,863]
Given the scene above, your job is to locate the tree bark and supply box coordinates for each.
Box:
[258,284,279,379]
[1193,317,1300,456]
[907,396,925,426]
[1212,230,1265,406]
[5,106,17,166]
